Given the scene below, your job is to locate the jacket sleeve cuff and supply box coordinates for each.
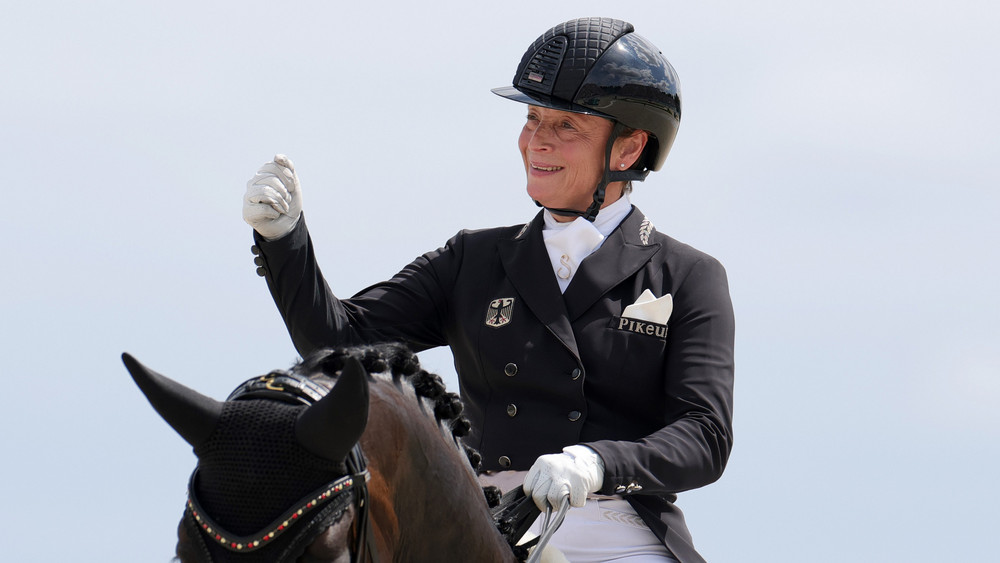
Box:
[584,441,645,496]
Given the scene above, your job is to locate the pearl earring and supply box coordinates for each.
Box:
[620,163,626,168]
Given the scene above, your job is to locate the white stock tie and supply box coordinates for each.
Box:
[542,218,605,293]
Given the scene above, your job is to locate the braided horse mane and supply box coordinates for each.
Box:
[295,343,484,472]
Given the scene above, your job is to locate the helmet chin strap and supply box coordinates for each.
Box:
[535,122,650,222]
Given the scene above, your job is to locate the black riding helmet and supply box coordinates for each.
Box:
[493,17,681,221]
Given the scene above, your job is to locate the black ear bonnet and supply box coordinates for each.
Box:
[191,399,346,536]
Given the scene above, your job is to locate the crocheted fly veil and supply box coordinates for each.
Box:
[196,400,345,532]
[189,399,349,561]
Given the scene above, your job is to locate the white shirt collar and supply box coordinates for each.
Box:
[542,193,632,237]
[540,194,632,293]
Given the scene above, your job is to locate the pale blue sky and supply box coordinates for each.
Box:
[2,1,998,561]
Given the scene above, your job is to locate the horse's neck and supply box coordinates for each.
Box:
[364,385,517,562]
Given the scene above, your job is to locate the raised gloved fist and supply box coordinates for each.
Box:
[523,445,605,511]
[243,154,302,240]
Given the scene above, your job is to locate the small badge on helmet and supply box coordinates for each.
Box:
[485,298,515,328]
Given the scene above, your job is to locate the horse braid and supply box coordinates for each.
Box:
[434,392,464,420]
[450,416,472,438]
[482,485,502,508]
[464,444,483,473]
[383,344,421,377]
[358,346,389,373]
[411,370,446,399]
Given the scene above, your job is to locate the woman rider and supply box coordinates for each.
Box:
[243,17,735,563]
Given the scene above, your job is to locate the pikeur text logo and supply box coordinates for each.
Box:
[610,316,668,339]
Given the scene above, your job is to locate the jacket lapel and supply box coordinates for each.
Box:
[562,207,661,321]
[498,212,581,360]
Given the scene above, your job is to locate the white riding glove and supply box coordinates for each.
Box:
[243,154,302,240]
[523,445,605,511]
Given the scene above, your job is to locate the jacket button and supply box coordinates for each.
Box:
[498,456,511,468]
[256,267,266,277]
[568,410,581,422]
[506,404,518,417]
[250,245,261,256]
[504,363,518,376]
[625,482,643,493]
[571,368,581,380]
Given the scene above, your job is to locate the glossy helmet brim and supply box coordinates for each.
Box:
[490,86,615,121]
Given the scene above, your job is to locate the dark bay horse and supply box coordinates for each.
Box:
[125,344,528,562]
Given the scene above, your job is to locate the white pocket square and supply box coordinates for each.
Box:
[622,289,673,324]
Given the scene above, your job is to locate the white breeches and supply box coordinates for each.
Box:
[482,471,679,563]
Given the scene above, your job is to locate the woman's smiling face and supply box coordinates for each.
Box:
[518,106,616,214]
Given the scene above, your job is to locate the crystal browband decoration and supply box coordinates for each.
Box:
[187,472,365,552]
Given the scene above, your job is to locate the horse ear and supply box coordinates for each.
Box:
[295,356,370,462]
[122,352,223,449]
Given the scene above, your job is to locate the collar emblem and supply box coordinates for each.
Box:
[638,218,654,246]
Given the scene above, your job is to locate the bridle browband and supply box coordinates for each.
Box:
[183,371,379,562]
[184,460,368,554]
[225,370,331,405]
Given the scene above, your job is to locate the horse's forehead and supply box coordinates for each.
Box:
[194,398,343,482]
[221,399,300,433]
[195,399,303,459]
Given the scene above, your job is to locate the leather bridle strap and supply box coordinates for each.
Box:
[346,445,380,563]
[185,465,369,555]
[226,371,330,405]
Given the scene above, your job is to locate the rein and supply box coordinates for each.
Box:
[525,498,569,563]
[491,487,568,562]
[183,371,380,562]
